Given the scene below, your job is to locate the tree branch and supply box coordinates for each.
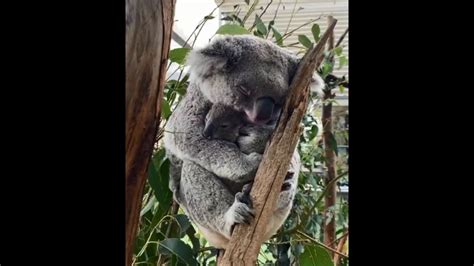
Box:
[219,18,338,266]
[328,228,349,247]
[296,230,349,259]
[248,0,273,32]
[323,15,338,253]
[334,231,349,266]
[125,0,175,265]
[335,27,349,48]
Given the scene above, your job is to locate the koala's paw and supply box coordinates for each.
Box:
[242,182,253,194]
[224,184,255,235]
[281,172,295,191]
[277,173,296,210]
[240,124,273,135]
[245,153,262,176]
[238,125,273,154]
[277,185,294,210]
[169,179,179,194]
[281,181,292,192]
[236,135,254,154]
[232,197,254,225]
[246,152,262,163]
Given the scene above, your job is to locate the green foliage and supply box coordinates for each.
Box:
[169,48,191,65]
[271,25,283,46]
[300,244,334,266]
[134,2,349,265]
[311,24,321,42]
[333,46,343,56]
[254,15,267,36]
[298,34,313,49]
[158,238,198,266]
[216,24,250,35]
[338,55,348,69]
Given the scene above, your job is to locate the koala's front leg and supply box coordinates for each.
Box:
[179,161,255,249]
[164,87,261,183]
[175,133,262,183]
[224,182,255,234]
[167,152,185,207]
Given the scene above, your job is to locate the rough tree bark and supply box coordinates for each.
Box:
[219,18,338,266]
[323,16,338,253]
[125,1,175,265]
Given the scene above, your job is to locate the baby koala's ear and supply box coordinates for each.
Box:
[186,36,242,78]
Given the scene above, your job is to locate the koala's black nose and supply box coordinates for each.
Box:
[203,124,214,139]
[254,97,275,124]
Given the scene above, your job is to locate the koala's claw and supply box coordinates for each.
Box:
[284,172,294,181]
[235,188,252,207]
[242,182,253,194]
[247,152,262,161]
[231,184,255,226]
[231,200,255,225]
[281,181,292,191]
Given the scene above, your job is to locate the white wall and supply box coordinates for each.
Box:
[172,0,220,49]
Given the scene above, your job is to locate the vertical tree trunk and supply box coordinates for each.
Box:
[323,16,337,252]
[219,19,338,266]
[125,1,175,265]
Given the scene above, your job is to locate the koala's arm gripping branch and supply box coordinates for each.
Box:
[219,17,338,266]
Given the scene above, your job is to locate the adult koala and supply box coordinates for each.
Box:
[163,35,323,248]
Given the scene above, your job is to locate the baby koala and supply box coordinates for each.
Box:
[203,102,281,154]
[203,103,244,142]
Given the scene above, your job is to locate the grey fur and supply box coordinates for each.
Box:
[164,84,262,183]
[163,35,323,248]
[186,36,301,122]
[204,103,275,154]
[203,103,244,142]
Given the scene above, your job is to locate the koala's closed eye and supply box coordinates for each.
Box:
[237,85,251,97]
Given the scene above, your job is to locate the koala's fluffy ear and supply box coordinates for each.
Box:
[186,37,242,78]
[310,73,325,98]
[288,57,325,99]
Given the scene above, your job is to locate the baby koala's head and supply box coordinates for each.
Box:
[203,103,245,142]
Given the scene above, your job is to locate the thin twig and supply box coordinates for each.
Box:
[242,0,259,25]
[265,0,282,39]
[277,170,348,236]
[271,0,282,23]
[284,0,298,35]
[336,27,349,48]
[282,16,323,41]
[199,246,217,253]
[328,229,349,247]
[314,171,347,207]
[249,0,273,32]
[296,230,349,259]
[183,1,224,47]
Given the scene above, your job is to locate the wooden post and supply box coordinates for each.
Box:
[219,18,338,266]
[125,0,175,265]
